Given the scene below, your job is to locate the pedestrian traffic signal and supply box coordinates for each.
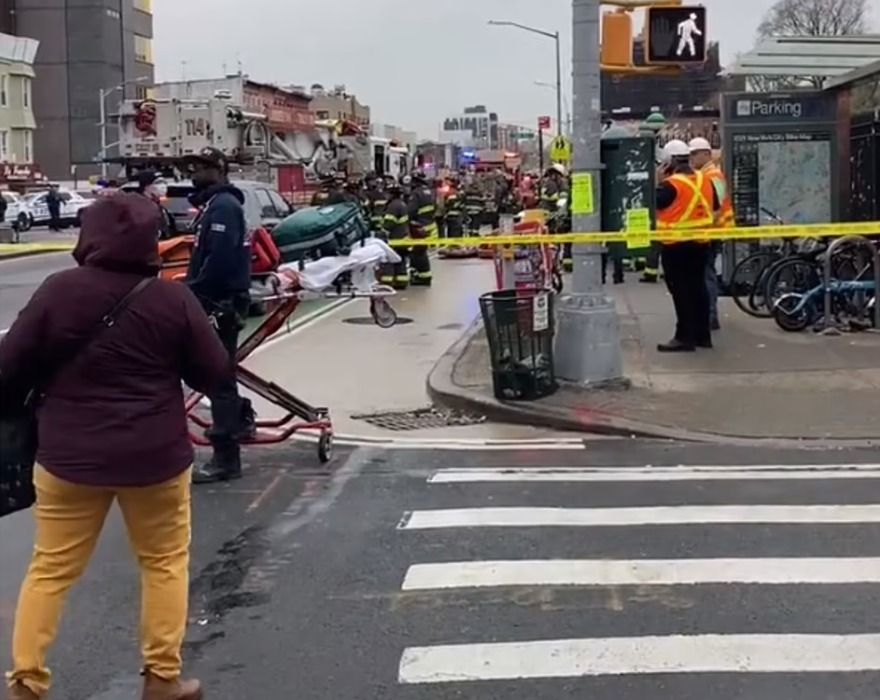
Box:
[645,6,707,65]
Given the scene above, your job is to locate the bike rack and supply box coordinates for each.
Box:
[821,235,880,334]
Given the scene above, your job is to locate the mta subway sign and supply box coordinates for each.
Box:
[645,6,707,65]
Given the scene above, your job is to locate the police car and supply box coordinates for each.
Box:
[23,188,94,228]
[2,191,32,231]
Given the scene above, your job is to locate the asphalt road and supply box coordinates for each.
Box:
[0,251,74,332]
[4,439,862,700]
[0,443,346,700]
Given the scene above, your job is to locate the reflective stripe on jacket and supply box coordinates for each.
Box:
[702,164,735,228]
[657,171,716,233]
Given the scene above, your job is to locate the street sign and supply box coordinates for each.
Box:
[538,115,552,130]
[550,135,573,163]
[645,6,707,65]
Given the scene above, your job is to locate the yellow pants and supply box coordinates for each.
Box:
[6,465,192,695]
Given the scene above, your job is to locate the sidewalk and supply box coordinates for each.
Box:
[0,229,77,260]
[241,257,572,441]
[429,278,880,442]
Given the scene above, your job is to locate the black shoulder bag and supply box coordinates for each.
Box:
[0,277,155,518]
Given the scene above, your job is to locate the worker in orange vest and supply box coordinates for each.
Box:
[655,139,720,353]
[689,137,734,331]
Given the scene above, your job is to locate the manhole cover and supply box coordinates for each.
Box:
[342,316,414,325]
[352,407,487,431]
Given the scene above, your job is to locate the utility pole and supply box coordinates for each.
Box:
[554,0,623,384]
[99,88,108,180]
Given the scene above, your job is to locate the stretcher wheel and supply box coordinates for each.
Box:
[370,298,398,328]
[318,432,333,463]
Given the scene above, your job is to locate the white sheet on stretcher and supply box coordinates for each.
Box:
[277,238,402,293]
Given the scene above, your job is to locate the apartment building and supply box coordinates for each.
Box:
[5,0,155,179]
[0,33,37,175]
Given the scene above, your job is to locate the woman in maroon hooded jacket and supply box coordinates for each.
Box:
[1,194,229,700]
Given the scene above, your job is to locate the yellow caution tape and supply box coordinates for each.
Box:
[389,221,880,248]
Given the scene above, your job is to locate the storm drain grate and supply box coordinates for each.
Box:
[352,406,487,431]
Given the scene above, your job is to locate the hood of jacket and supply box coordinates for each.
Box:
[72,193,162,275]
[188,182,245,208]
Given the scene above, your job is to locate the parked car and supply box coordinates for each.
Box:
[164,180,293,234]
[24,188,94,228]
[3,191,32,232]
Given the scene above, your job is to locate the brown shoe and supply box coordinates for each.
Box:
[142,672,203,700]
[7,683,39,700]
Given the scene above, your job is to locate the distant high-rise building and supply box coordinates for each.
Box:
[443,106,499,149]
[5,0,155,179]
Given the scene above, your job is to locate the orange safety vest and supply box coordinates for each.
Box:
[702,163,735,228]
[656,170,716,242]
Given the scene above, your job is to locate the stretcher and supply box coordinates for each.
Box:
[183,239,402,464]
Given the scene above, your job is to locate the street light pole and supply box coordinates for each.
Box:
[554,31,563,137]
[553,0,623,384]
[489,20,564,137]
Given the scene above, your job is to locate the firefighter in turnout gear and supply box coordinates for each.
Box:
[408,171,437,286]
[364,172,388,232]
[444,177,465,239]
[311,174,347,206]
[542,164,571,271]
[379,181,410,289]
[463,180,486,234]
[655,139,720,353]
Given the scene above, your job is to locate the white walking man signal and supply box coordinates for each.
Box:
[676,12,702,58]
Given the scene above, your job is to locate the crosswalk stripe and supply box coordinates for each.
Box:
[401,557,880,590]
[398,634,880,683]
[399,505,880,530]
[428,465,880,483]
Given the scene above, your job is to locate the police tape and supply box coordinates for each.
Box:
[387,221,880,248]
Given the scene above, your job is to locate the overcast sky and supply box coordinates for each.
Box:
[154,0,878,138]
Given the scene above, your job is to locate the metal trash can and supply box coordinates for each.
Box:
[479,288,557,401]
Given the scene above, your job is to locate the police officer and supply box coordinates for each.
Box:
[133,170,176,240]
[655,139,720,353]
[690,137,733,331]
[185,147,253,483]
[379,180,410,289]
[407,171,438,287]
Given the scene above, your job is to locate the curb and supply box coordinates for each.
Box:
[426,318,880,449]
[0,247,72,262]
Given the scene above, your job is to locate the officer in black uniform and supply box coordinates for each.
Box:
[185,147,253,484]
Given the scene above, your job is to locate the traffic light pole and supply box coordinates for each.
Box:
[554,0,623,385]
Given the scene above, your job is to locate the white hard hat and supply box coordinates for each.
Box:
[549,163,567,176]
[688,137,712,153]
[663,139,691,160]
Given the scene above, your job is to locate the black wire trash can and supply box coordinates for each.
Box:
[479,289,558,401]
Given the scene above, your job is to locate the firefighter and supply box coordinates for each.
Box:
[463,178,485,234]
[542,164,571,270]
[444,176,465,239]
[407,171,438,287]
[655,139,720,353]
[379,181,410,289]
[364,172,388,233]
[690,137,734,330]
[311,174,346,206]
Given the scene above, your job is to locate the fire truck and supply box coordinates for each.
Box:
[113,96,315,200]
